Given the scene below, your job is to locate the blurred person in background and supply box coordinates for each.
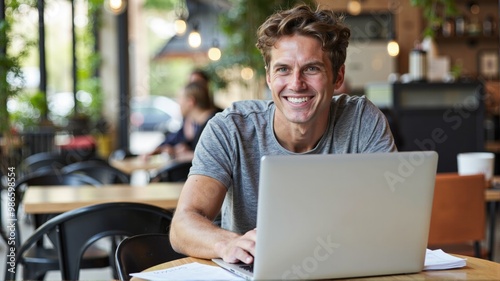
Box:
[144,81,220,161]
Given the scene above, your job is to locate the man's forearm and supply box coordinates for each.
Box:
[170,211,239,259]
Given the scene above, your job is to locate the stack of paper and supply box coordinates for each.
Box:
[130,262,244,281]
[424,249,467,270]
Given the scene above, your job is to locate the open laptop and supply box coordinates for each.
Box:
[213,151,438,280]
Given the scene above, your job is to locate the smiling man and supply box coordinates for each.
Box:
[170,4,396,265]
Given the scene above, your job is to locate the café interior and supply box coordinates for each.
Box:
[0,0,500,279]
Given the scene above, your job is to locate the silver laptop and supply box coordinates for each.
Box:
[213,151,438,280]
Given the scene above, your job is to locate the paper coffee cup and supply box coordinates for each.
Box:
[457,152,495,182]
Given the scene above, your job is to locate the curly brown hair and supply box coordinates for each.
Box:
[256,4,350,76]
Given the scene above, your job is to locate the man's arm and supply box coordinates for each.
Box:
[170,174,256,264]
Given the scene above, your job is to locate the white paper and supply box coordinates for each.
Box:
[424,249,467,270]
[130,262,244,281]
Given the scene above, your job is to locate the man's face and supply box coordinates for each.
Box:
[266,35,344,126]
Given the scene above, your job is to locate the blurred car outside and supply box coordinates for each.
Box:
[130,95,182,133]
[129,95,183,155]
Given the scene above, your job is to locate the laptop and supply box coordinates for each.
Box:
[213,151,438,280]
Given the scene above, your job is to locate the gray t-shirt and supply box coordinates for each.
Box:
[189,94,396,234]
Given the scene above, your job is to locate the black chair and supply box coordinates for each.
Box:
[6,202,176,281]
[19,152,67,176]
[19,151,106,177]
[61,160,131,184]
[115,233,185,281]
[150,161,192,183]
[11,171,107,280]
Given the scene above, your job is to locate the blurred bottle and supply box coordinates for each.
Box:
[442,17,455,37]
[483,15,495,36]
[467,16,481,36]
[455,15,466,36]
[409,42,427,82]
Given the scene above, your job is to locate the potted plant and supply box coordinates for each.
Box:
[410,0,458,38]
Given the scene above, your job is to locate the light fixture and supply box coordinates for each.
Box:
[208,39,221,61]
[188,23,202,48]
[104,0,127,15]
[174,18,187,35]
[387,39,400,57]
[174,0,188,35]
[347,0,362,15]
[386,18,399,57]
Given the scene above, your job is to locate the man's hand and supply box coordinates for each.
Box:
[215,228,257,264]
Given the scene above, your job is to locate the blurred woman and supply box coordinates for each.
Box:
[145,81,220,161]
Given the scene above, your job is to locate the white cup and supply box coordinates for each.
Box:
[457,152,495,182]
[130,170,150,186]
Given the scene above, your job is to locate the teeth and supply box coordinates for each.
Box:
[287,97,308,103]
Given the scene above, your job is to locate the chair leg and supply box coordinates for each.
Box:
[473,241,482,259]
[22,263,49,280]
[109,236,124,279]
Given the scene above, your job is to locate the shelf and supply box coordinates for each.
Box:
[435,35,500,43]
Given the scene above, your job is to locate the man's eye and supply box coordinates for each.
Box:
[277,67,288,73]
[305,66,320,73]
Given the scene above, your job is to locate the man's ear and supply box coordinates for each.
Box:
[334,64,345,89]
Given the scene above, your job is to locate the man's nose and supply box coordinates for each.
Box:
[289,71,306,91]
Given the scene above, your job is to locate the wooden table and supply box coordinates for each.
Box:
[23,182,183,214]
[109,155,170,174]
[131,256,500,281]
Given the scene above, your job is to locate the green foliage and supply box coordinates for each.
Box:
[0,0,37,134]
[410,0,458,38]
[143,0,177,11]
[76,0,103,123]
[1,0,109,135]
[9,91,45,131]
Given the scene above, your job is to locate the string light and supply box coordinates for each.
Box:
[174,18,187,35]
[104,0,127,14]
[387,40,400,57]
[208,39,221,61]
[188,25,202,48]
[174,0,188,35]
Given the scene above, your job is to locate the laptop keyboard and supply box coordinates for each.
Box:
[239,263,254,273]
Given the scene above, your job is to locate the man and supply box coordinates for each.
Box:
[170,4,396,265]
